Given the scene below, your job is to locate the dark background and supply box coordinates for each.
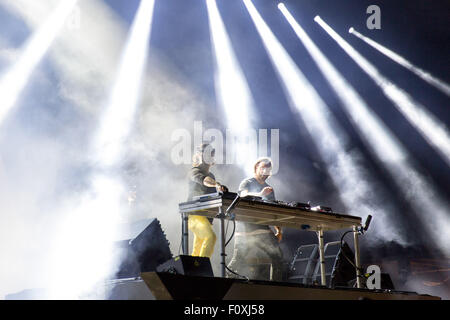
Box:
[1,0,447,299]
[103,0,450,297]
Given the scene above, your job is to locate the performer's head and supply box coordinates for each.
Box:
[192,143,216,168]
[254,157,273,181]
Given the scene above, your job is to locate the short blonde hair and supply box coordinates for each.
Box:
[253,157,272,173]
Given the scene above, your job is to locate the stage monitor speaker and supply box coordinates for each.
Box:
[330,241,357,288]
[380,273,395,290]
[288,244,319,284]
[114,218,172,279]
[156,255,214,277]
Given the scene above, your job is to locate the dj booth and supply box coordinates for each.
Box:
[178,192,366,288]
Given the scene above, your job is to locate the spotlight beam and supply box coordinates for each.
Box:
[315,17,450,167]
[206,0,258,174]
[243,0,402,241]
[279,5,402,164]
[280,5,450,250]
[207,0,253,128]
[350,28,450,97]
[0,0,78,125]
[48,0,156,298]
[94,0,155,167]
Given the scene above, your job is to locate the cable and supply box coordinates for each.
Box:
[337,216,373,287]
[222,213,246,280]
[225,266,249,281]
[224,196,238,248]
[225,218,236,247]
[224,220,230,246]
[339,230,365,280]
[339,231,360,270]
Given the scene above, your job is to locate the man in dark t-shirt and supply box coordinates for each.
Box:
[227,157,284,281]
[187,143,228,258]
[188,165,218,201]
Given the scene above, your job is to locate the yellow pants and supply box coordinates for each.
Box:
[188,215,216,258]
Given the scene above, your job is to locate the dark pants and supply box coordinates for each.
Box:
[227,232,284,281]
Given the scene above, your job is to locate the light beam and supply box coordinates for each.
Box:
[93,0,155,167]
[206,0,259,174]
[315,17,450,167]
[0,0,78,125]
[244,0,403,241]
[350,28,450,96]
[48,0,156,299]
[281,5,450,251]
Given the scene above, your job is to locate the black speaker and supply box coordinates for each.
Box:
[114,218,172,279]
[380,273,395,290]
[156,255,214,277]
[330,241,357,288]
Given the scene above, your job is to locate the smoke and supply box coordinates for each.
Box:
[1,0,446,300]
[0,0,213,299]
[0,128,74,299]
[404,274,450,300]
[226,233,284,281]
[0,0,128,116]
[119,50,226,269]
[0,47,19,67]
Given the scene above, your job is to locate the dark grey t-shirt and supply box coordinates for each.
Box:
[187,165,217,224]
[236,177,276,233]
[187,165,217,201]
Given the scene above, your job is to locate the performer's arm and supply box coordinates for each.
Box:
[240,186,273,198]
[190,168,227,192]
[203,176,228,192]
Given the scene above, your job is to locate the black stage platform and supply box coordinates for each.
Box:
[140,272,441,300]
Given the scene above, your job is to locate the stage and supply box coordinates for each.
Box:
[0,0,448,302]
[136,272,440,300]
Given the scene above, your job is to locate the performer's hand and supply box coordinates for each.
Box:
[260,187,273,197]
[215,182,228,193]
[274,226,283,242]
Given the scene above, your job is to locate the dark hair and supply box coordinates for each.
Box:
[253,157,272,173]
